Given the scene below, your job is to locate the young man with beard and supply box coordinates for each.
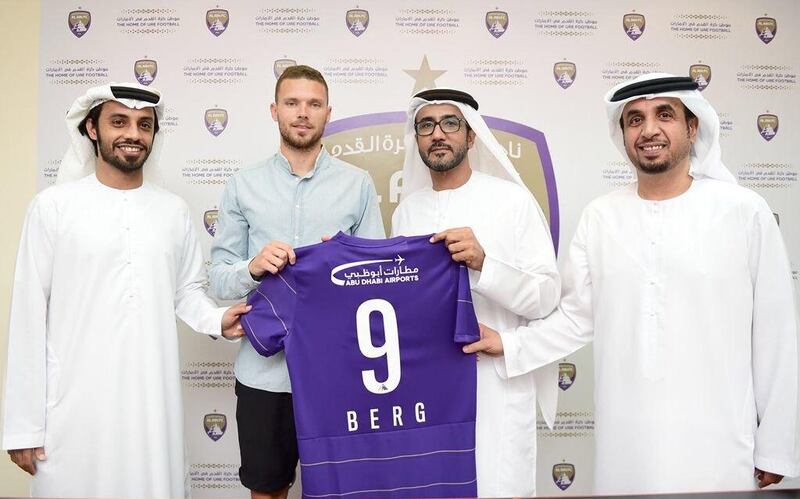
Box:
[209,65,384,499]
[391,89,561,496]
[465,73,799,494]
[2,83,250,498]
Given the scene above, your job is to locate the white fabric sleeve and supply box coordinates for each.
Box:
[2,196,56,450]
[501,208,595,378]
[472,194,560,320]
[174,207,227,339]
[749,199,800,477]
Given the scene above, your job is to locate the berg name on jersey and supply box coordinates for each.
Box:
[346,401,426,432]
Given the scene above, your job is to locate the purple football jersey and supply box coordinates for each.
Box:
[242,233,479,498]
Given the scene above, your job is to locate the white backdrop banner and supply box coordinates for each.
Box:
[38,1,799,495]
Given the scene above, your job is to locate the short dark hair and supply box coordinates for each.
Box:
[275,65,329,103]
[77,102,160,156]
[618,102,697,131]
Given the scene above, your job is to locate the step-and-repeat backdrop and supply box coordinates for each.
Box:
[37,1,798,495]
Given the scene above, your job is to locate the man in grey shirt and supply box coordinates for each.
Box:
[210,65,384,499]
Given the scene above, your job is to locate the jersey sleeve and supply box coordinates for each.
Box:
[241,267,299,357]
[454,264,480,344]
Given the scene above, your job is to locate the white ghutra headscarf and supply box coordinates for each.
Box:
[604,72,736,183]
[58,82,165,184]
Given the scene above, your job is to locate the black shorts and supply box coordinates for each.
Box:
[235,380,298,493]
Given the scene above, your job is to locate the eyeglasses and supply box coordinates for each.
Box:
[414,117,466,136]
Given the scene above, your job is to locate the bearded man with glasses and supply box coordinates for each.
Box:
[391,88,561,497]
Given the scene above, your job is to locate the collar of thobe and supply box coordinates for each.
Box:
[58,82,165,185]
[604,72,736,184]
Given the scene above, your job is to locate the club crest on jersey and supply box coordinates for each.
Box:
[204,413,227,441]
[758,113,778,141]
[204,209,219,236]
[623,13,645,41]
[68,10,91,38]
[207,9,229,37]
[330,255,419,287]
[558,363,576,391]
[274,58,297,79]
[690,64,711,91]
[553,463,575,490]
[134,59,157,86]
[205,108,228,137]
[346,9,369,37]
[554,62,576,89]
[486,11,509,38]
[756,17,777,44]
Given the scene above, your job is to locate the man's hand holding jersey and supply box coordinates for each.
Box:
[463,323,504,356]
[248,240,297,279]
[430,227,485,271]
[221,302,252,339]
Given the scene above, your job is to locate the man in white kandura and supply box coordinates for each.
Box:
[466,73,800,494]
[391,88,561,496]
[2,83,249,498]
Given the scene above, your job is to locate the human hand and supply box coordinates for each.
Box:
[8,447,46,475]
[248,241,296,278]
[462,323,504,356]
[755,468,783,488]
[221,303,252,339]
[320,235,332,242]
[430,227,485,271]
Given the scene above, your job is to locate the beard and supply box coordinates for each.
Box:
[96,128,152,173]
[629,133,693,176]
[279,119,324,151]
[634,159,671,175]
[420,140,469,172]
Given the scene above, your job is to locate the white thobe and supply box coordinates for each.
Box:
[501,179,800,494]
[2,174,226,498]
[392,170,561,496]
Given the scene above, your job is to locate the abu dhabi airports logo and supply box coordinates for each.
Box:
[756,16,777,44]
[553,462,575,491]
[204,209,219,237]
[330,255,419,287]
[206,8,229,37]
[134,59,157,86]
[346,8,369,37]
[205,108,228,137]
[486,10,509,38]
[204,413,227,441]
[623,12,645,41]
[558,363,576,391]
[274,58,297,79]
[68,10,91,38]
[758,113,778,141]
[554,61,576,89]
[690,64,711,91]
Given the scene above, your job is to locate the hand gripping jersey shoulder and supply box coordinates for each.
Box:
[242,233,480,498]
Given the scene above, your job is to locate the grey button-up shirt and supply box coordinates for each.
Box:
[210,147,385,392]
